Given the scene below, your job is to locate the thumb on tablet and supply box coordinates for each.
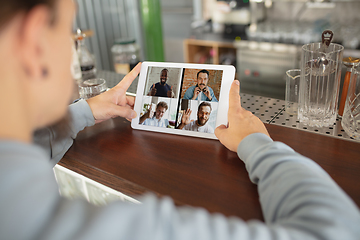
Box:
[215,80,269,152]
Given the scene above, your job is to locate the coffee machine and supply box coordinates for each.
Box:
[212,0,265,39]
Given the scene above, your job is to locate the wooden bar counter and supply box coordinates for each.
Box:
[59,117,360,221]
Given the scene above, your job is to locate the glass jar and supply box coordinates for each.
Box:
[76,34,97,80]
[77,42,96,80]
[111,39,140,75]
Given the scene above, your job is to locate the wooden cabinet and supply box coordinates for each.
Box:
[183,39,236,65]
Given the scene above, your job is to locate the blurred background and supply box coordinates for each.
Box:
[73,0,360,99]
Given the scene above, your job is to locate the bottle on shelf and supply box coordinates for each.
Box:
[338,57,360,117]
[75,28,97,80]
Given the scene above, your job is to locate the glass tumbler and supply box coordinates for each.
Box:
[341,68,360,140]
[285,69,301,115]
[79,78,107,99]
[298,42,344,127]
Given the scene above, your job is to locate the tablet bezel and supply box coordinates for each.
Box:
[131,61,235,140]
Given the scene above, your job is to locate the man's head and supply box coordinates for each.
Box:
[197,102,212,126]
[196,69,209,90]
[155,101,168,120]
[160,69,169,85]
[0,0,76,130]
[0,0,58,30]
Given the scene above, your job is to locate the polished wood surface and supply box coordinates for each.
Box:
[60,118,360,221]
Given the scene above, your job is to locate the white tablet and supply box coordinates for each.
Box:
[131,61,235,139]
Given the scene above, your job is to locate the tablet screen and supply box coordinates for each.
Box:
[132,62,235,139]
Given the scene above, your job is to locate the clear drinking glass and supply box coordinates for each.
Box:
[285,69,301,115]
[341,68,360,140]
[79,78,107,99]
[298,42,344,127]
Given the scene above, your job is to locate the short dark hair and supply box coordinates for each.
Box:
[161,69,169,74]
[197,69,209,79]
[0,0,58,30]
[156,101,168,111]
[198,101,212,112]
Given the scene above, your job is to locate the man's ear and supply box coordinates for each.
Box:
[17,5,51,80]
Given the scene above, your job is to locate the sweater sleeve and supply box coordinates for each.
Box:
[33,99,95,166]
[238,133,360,239]
[2,133,359,240]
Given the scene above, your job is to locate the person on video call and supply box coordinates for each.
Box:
[1,0,360,239]
[178,102,214,133]
[183,69,218,102]
[139,101,171,128]
[148,68,174,98]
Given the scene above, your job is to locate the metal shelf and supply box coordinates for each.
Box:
[240,93,358,142]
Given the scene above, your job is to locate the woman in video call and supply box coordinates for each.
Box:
[0,0,359,239]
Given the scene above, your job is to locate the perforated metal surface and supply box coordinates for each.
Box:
[98,70,358,142]
[240,93,358,142]
[240,94,284,124]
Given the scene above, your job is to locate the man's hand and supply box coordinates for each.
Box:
[178,109,193,129]
[203,86,212,101]
[86,63,141,123]
[192,86,201,100]
[167,86,173,98]
[139,105,152,124]
[149,84,157,96]
[215,80,270,152]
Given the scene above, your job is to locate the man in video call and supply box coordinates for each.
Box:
[148,69,174,98]
[140,101,171,128]
[183,69,218,102]
[178,101,214,133]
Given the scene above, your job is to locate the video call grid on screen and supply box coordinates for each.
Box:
[132,62,235,140]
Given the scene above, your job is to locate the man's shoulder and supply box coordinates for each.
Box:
[144,116,157,123]
[142,118,150,125]
[186,86,195,91]
[204,124,214,133]
[184,86,195,95]
[186,121,196,129]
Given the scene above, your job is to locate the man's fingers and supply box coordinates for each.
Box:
[184,108,192,116]
[126,96,135,108]
[117,63,142,90]
[228,80,241,113]
[214,124,227,139]
[112,105,137,120]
